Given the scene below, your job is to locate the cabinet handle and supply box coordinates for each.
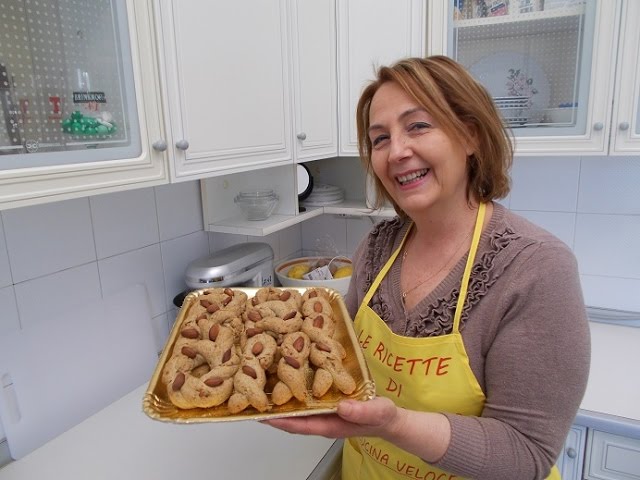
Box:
[566,447,577,459]
[593,122,604,131]
[297,132,307,141]
[619,121,630,131]
[152,140,168,152]
[175,139,190,150]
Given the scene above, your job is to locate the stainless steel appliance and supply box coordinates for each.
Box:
[173,242,274,307]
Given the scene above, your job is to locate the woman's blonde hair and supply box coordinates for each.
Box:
[356,55,513,215]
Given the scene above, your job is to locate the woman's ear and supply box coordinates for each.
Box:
[464,123,479,157]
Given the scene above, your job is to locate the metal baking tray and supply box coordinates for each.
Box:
[143,287,375,423]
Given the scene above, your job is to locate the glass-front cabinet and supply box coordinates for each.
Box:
[610,0,640,154]
[0,0,167,210]
[429,0,639,155]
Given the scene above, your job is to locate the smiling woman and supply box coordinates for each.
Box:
[265,56,590,480]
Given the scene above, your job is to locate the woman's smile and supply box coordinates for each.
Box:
[396,168,430,187]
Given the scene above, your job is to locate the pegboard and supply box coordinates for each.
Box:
[453,12,586,126]
[0,0,131,155]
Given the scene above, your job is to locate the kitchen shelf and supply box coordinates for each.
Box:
[206,207,324,236]
[322,200,395,218]
[205,201,396,236]
[454,5,586,41]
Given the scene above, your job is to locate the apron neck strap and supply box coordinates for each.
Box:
[361,222,414,308]
[453,202,486,332]
[360,202,487,334]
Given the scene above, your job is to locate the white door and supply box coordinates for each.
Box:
[289,0,338,162]
[439,1,620,155]
[158,0,293,180]
[610,0,640,154]
[0,0,167,210]
[337,0,426,156]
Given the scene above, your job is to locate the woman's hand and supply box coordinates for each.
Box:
[263,396,404,440]
[263,396,451,464]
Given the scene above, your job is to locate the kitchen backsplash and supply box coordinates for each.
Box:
[1,154,639,442]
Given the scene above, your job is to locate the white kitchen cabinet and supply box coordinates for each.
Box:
[609,0,640,155]
[290,0,338,162]
[156,0,337,181]
[429,0,640,156]
[585,430,640,479]
[156,0,293,181]
[201,158,393,237]
[201,164,324,237]
[0,0,168,211]
[556,425,587,480]
[337,0,426,156]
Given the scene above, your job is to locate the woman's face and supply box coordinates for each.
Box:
[367,81,474,217]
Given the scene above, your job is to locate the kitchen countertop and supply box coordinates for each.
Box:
[575,321,640,438]
[1,320,638,478]
[0,384,336,480]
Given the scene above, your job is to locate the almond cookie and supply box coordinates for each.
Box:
[309,341,356,397]
[301,296,333,318]
[227,355,270,413]
[162,325,240,409]
[271,332,311,405]
[302,288,332,302]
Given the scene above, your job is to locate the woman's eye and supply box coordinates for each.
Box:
[409,122,430,132]
[371,134,389,147]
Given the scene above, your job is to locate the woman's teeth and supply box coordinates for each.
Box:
[397,169,428,185]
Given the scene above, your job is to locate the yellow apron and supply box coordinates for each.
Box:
[342,203,560,480]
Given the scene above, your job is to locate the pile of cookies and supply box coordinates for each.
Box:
[161,287,356,413]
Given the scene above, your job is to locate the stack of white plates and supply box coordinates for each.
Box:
[301,183,344,206]
[494,96,530,126]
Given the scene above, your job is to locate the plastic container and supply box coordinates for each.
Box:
[234,189,279,221]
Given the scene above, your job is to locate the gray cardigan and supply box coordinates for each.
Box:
[344,202,590,480]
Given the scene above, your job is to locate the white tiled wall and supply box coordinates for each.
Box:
[1,154,639,444]
[509,155,640,312]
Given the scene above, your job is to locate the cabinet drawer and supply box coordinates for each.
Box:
[585,430,640,479]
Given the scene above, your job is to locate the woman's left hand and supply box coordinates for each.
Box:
[263,396,403,439]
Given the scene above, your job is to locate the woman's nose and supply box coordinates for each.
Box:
[388,135,411,163]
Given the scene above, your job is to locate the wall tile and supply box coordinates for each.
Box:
[346,217,376,256]
[574,213,640,279]
[90,187,159,259]
[509,156,580,211]
[150,312,171,354]
[580,275,640,312]
[578,156,640,214]
[160,231,210,310]
[155,181,204,241]
[2,198,96,283]
[278,224,302,261]
[210,232,248,251]
[301,215,347,256]
[0,217,12,288]
[511,210,576,249]
[0,286,19,335]
[98,245,166,317]
[14,263,101,329]
[251,231,279,262]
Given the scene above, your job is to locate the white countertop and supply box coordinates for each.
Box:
[0,384,335,480]
[1,321,638,478]
[580,321,640,422]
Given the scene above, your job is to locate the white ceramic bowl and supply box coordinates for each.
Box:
[275,256,352,297]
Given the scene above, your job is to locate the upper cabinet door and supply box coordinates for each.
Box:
[0,0,167,210]
[158,0,293,181]
[337,0,426,156]
[610,0,640,154]
[430,1,625,156]
[289,0,338,162]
